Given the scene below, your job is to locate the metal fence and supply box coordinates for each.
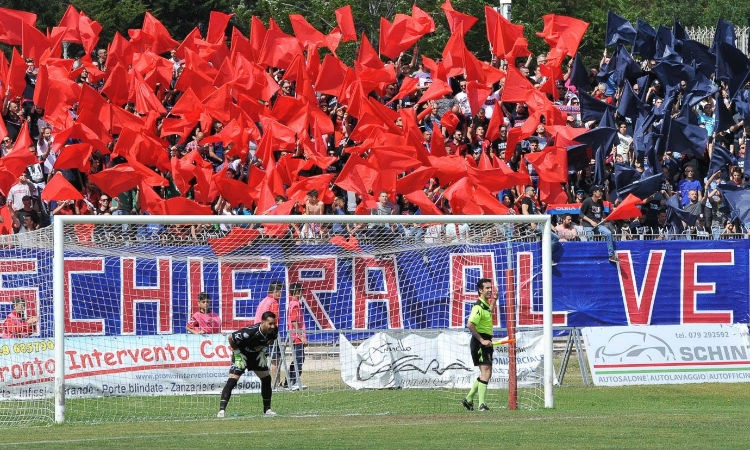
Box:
[684,26,750,54]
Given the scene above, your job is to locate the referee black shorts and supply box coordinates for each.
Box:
[470,333,494,366]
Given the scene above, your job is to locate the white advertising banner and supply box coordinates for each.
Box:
[0,335,258,400]
[582,324,750,386]
[339,330,545,389]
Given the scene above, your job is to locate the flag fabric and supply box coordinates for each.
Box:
[335,6,357,42]
[536,14,589,57]
[720,187,750,227]
[633,19,657,59]
[708,143,737,175]
[41,172,84,202]
[605,11,636,47]
[616,173,665,200]
[604,194,643,222]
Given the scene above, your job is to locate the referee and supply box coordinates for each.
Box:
[461,278,495,412]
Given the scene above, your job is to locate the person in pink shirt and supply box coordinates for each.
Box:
[286,283,308,391]
[254,281,284,386]
[2,297,38,338]
[186,292,221,335]
[254,281,283,324]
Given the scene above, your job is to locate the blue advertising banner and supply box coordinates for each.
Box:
[0,239,748,338]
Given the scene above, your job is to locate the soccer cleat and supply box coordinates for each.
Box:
[264,409,277,416]
[216,410,225,418]
[478,404,490,411]
[461,398,474,411]
[290,385,299,391]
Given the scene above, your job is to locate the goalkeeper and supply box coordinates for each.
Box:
[217,311,279,417]
[461,278,495,412]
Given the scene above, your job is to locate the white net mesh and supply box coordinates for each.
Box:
[1,215,551,424]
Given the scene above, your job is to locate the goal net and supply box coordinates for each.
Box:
[2,214,553,424]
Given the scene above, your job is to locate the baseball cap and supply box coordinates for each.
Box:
[590,185,603,194]
[575,189,585,195]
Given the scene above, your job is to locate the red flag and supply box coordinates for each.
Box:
[485,101,505,142]
[289,14,326,50]
[6,48,27,99]
[537,179,569,205]
[417,78,453,103]
[21,22,49,63]
[213,169,256,208]
[329,235,363,252]
[78,12,102,55]
[404,190,443,215]
[209,227,261,256]
[136,12,180,54]
[162,196,213,215]
[335,6,357,42]
[536,14,589,57]
[484,6,529,59]
[0,205,13,235]
[41,172,84,202]
[439,109,460,134]
[258,23,303,70]
[524,145,568,183]
[54,143,94,172]
[207,11,234,44]
[440,0,477,35]
[89,162,168,198]
[604,194,644,222]
[465,81,491,118]
[0,8,37,46]
[0,121,36,177]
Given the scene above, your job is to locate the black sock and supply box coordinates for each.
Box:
[261,375,272,412]
[219,377,238,411]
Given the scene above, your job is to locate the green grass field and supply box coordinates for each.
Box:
[2,382,748,449]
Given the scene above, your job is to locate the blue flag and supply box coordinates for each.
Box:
[616,173,664,200]
[708,143,737,176]
[720,187,750,227]
[665,116,708,158]
[711,19,736,54]
[574,127,618,185]
[606,11,637,47]
[633,19,657,59]
[716,42,750,100]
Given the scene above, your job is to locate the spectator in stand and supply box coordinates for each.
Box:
[581,185,616,262]
[300,189,324,239]
[14,212,40,234]
[447,129,468,156]
[330,196,351,236]
[7,174,34,213]
[616,123,634,164]
[2,297,38,338]
[555,214,579,241]
[286,282,308,391]
[729,167,745,187]
[677,166,703,206]
[186,292,221,335]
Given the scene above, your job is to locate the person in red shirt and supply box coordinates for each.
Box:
[186,292,221,335]
[2,297,38,338]
[286,283,308,391]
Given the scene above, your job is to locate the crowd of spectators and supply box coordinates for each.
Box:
[1,17,749,247]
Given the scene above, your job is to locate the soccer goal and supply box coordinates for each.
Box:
[1,213,553,424]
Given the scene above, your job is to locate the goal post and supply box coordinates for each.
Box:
[49,213,553,423]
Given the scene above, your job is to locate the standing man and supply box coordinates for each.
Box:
[286,282,308,391]
[254,281,284,386]
[217,311,279,417]
[581,185,616,263]
[461,278,496,412]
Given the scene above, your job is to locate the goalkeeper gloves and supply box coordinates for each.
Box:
[233,349,247,370]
